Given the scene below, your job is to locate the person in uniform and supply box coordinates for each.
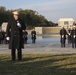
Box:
[0,30,2,44]
[71,26,76,48]
[60,26,67,47]
[6,11,26,61]
[67,28,72,44]
[1,30,5,44]
[23,30,28,44]
[31,29,36,43]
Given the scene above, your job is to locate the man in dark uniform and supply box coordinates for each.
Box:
[6,11,26,61]
[67,28,72,44]
[60,26,67,47]
[31,29,36,43]
[71,26,76,48]
[0,30,2,44]
[23,30,28,44]
[1,30,5,44]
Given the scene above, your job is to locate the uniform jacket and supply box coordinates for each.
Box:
[71,29,76,43]
[0,31,3,40]
[68,29,72,40]
[6,17,26,49]
[60,28,67,43]
[31,31,36,39]
[23,31,28,40]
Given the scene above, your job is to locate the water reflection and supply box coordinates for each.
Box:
[36,38,59,43]
[28,35,60,43]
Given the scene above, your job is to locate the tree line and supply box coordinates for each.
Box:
[0,6,56,29]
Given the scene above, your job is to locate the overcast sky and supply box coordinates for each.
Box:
[0,0,76,22]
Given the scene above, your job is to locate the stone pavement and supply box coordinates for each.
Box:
[0,42,76,54]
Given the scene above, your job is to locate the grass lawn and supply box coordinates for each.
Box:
[0,54,76,75]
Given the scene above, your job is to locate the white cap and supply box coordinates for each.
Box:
[12,11,19,15]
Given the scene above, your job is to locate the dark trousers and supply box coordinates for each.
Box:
[68,40,71,44]
[32,39,35,43]
[61,43,65,47]
[72,43,76,48]
[25,40,27,44]
[11,49,22,61]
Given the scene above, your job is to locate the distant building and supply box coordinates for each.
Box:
[35,27,61,34]
[58,18,75,28]
[1,22,8,32]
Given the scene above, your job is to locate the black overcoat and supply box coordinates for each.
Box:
[31,31,36,39]
[23,31,28,40]
[6,17,26,49]
[68,29,72,40]
[71,29,76,43]
[60,29,67,43]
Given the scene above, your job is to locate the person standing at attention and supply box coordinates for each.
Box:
[60,26,67,48]
[31,28,36,43]
[71,26,76,48]
[6,11,26,61]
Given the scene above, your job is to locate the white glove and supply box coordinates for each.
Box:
[17,22,21,27]
[73,35,76,38]
[68,33,70,35]
[62,35,64,38]
[6,37,10,40]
